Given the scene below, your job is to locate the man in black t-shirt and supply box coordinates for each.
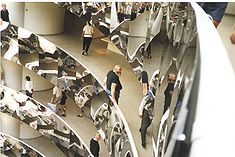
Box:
[1,4,10,22]
[163,73,176,113]
[104,65,122,104]
[90,133,101,157]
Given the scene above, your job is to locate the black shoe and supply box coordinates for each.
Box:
[77,114,83,117]
[82,50,85,55]
[142,142,146,148]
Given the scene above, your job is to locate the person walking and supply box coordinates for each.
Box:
[90,133,101,157]
[59,90,67,117]
[103,65,122,104]
[1,3,10,22]
[51,83,62,105]
[25,76,34,98]
[139,90,155,148]
[163,73,176,113]
[81,21,94,55]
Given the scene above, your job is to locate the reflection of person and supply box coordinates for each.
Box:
[59,91,67,117]
[149,71,159,95]
[51,83,62,104]
[25,76,34,98]
[90,133,101,157]
[198,2,228,28]
[0,71,5,85]
[1,4,10,22]
[117,9,125,23]
[82,21,94,55]
[139,91,154,148]
[163,73,176,113]
[103,65,123,104]
[230,31,235,44]
[141,71,148,95]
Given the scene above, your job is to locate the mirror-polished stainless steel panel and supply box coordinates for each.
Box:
[0,132,45,157]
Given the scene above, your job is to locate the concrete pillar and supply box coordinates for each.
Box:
[6,2,25,27]
[0,113,20,138]
[2,59,22,91]
[24,2,65,35]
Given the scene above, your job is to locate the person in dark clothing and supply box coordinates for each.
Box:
[130,11,137,21]
[104,65,122,104]
[90,134,101,157]
[197,2,228,28]
[163,73,176,113]
[141,71,148,95]
[1,4,10,22]
[139,91,155,148]
[59,91,67,116]
[117,9,125,23]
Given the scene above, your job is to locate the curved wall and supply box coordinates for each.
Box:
[2,59,22,91]
[6,2,25,27]
[24,2,65,35]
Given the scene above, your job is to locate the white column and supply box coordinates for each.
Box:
[24,2,65,35]
[6,2,25,27]
[0,113,20,138]
[2,59,23,91]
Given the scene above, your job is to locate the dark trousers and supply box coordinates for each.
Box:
[26,90,32,98]
[140,109,152,145]
[164,96,172,113]
[82,37,92,53]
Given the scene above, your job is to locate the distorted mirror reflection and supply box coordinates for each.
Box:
[1,23,18,62]
[0,85,90,156]
[0,133,45,157]
[1,1,201,157]
[1,18,135,157]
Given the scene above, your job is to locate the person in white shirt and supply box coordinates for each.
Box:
[25,76,34,98]
[82,21,94,55]
[51,84,62,104]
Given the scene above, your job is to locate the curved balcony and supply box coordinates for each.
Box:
[2,2,235,157]
[1,23,138,156]
[0,85,91,157]
[0,132,45,157]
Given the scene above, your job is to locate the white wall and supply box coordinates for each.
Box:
[24,2,65,35]
[226,2,235,15]
[6,2,25,27]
